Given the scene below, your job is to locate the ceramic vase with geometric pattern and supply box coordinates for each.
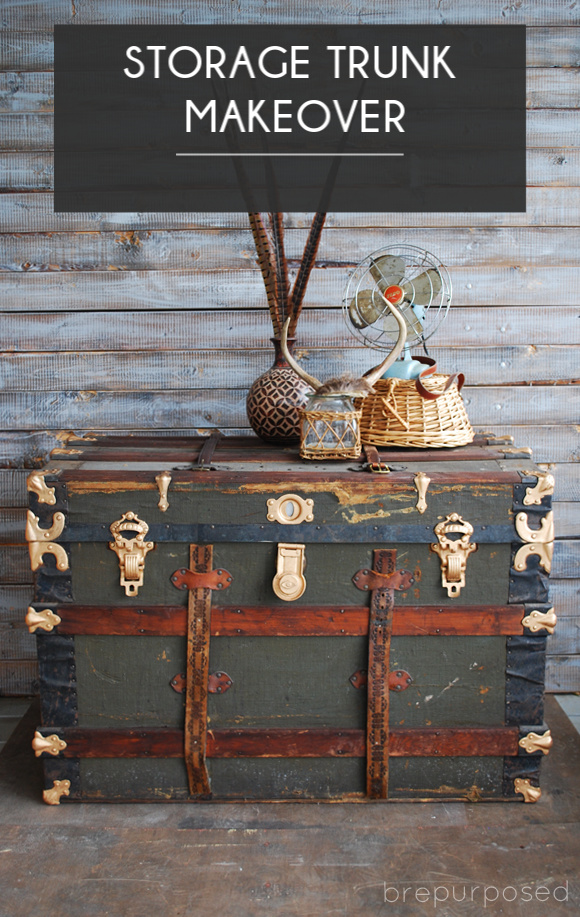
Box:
[246,338,314,444]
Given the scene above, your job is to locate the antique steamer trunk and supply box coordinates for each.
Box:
[26,433,555,804]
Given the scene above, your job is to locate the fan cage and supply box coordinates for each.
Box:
[343,244,452,353]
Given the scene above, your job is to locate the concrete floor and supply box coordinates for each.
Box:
[0,695,578,917]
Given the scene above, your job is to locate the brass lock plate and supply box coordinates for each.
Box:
[272,543,306,602]
[109,512,155,596]
[431,513,477,598]
[267,494,314,525]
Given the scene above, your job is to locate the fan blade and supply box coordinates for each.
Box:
[369,255,406,292]
[402,269,442,306]
[380,306,423,339]
[348,289,384,329]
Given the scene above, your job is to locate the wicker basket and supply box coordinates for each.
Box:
[359,373,474,449]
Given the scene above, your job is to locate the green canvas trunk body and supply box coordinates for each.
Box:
[27,435,554,804]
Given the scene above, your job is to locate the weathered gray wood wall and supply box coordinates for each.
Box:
[1,1,578,694]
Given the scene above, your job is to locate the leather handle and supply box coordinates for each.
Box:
[413,357,465,400]
[196,431,222,467]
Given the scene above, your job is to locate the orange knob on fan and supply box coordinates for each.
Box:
[384,284,405,305]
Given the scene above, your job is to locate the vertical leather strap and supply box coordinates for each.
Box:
[196,431,222,468]
[184,544,213,797]
[366,548,396,799]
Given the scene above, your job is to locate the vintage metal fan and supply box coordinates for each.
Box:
[343,243,452,378]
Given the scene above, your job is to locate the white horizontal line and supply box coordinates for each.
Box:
[175,152,404,157]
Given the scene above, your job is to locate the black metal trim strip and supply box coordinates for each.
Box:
[505,635,547,727]
[508,547,550,604]
[36,633,78,727]
[33,547,73,604]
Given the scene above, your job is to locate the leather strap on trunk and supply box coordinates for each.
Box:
[366,548,397,799]
[196,431,222,467]
[184,544,213,797]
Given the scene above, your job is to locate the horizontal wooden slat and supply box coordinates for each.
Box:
[0,470,29,506]
[1,226,579,272]
[0,629,35,660]
[3,148,578,196]
[0,659,37,695]
[3,307,580,351]
[46,603,526,637]
[0,265,576,309]
[552,540,580,579]
[0,509,25,544]
[10,33,576,76]
[548,614,580,654]
[546,578,580,618]
[49,725,519,759]
[0,109,578,151]
[0,546,31,584]
[0,345,578,392]
[0,586,34,661]
[527,67,580,108]
[2,187,580,229]
[2,69,576,114]
[0,384,577,429]
[2,29,578,71]
[551,503,580,538]
[546,654,580,692]
[2,2,578,29]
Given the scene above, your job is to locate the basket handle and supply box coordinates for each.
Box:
[413,357,465,401]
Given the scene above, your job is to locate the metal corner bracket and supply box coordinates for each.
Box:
[513,511,554,574]
[521,608,557,635]
[43,780,71,805]
[27,471,56,505]
[32,730,67,757]
[25,607,61,634]
[25,510,68,572]
[519,729,553,756]
[514,777,542,803]
[522,470,555,506]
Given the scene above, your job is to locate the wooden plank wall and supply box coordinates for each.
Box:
[0,1,578,694]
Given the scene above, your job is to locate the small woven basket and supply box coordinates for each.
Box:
[299,406,363,460]
[359,374,474,449]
